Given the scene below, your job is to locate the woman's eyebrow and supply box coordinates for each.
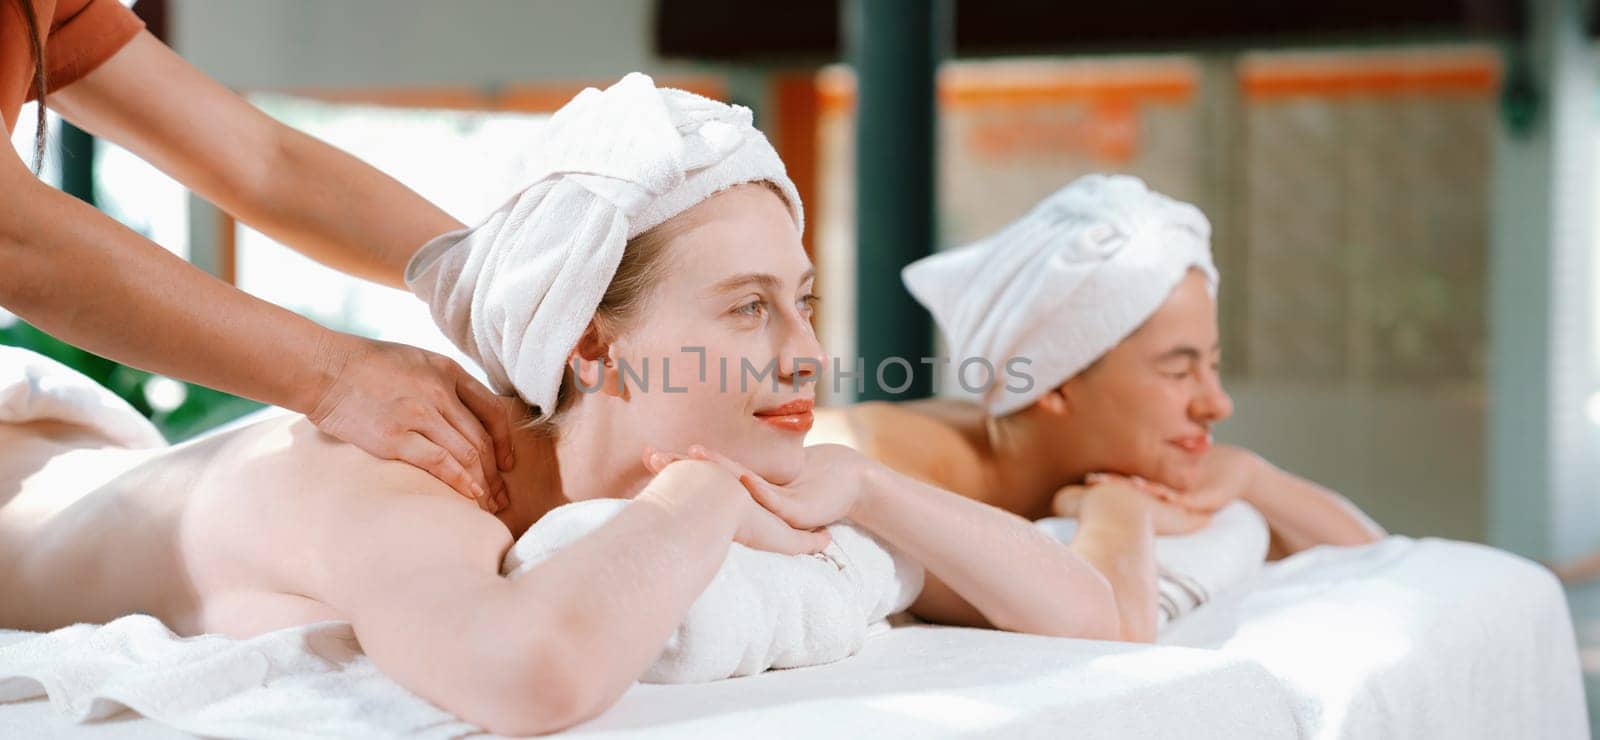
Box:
[1153,342,1222,362]
[708,267,817,294]
[709,273,780,294]
[1154,347,1202,363]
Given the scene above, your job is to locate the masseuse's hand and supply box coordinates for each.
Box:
[1053,475,1211,536]
[642,449,832,555]
[308,335,515,511]
[672,444,872,530]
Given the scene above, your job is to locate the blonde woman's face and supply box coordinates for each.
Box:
[607,185,824,484]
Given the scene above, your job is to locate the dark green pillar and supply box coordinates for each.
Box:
[58,121,96,207]
[848,0,945,401]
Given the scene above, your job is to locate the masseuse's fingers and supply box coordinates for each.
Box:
[435,392,508,509]
[400,431,495,512]
[421,413,501,511]
[452,369,516,471]
[309,339,509,509]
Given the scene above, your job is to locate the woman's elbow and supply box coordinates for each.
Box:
[1324,514,1386,549]
[1067,569,1122,641]
[469,637,616,736]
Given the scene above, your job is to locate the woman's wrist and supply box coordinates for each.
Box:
[639,460,743,538]
[1226,451,1269,507]
[1078,485,1155,532]
[848,462,901,527]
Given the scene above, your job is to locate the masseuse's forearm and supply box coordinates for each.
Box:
[0,174,350,414]
[45,31,458,289]
[853,467,1119,639]
[501,461,740,726]
[1069,491,1160,642]
[1243,462,1385,556]
[230,126,463,289]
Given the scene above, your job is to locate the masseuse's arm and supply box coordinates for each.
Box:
[311,460,819,736]
[3,32,515,505]
[48,31,458,287]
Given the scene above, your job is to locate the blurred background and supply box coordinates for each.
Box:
[5,0,1599,727]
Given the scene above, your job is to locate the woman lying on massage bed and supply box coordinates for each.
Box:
[809,175,1386,641]
[0,77,1159,735]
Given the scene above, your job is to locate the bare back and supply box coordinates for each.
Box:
[0,414,512,638]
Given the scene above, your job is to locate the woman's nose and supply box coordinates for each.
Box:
[1190,374,1234,423]
[778,314,828,383]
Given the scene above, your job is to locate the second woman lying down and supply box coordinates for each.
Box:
[811,175,1386,641]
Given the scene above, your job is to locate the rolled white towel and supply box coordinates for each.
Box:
[502,498,924,683]
[1035,501,1269,629]
[0,346,166,449]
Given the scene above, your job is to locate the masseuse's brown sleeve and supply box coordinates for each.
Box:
[3,0,143,131]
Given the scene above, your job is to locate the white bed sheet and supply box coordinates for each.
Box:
[1,537,1586,739]
[1166,537,1587,739]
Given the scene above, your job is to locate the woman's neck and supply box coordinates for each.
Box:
[491,396,656,536]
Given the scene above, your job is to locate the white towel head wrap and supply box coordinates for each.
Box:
[404,73,803,421]
[902,174,1215,416]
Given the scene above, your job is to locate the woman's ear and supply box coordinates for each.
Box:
[570,323,627,399]
[1034,383,1073,418]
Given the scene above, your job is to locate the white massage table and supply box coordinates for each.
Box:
[2,536,1586,739]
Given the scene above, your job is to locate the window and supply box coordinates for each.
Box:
[235,94,552,373]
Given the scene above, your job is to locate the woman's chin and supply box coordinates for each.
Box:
[748,449,806,486]
[1151,462,1203,492]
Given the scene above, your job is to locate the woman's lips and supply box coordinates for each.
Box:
[1171,433,1212,455]
[754,400,815,433]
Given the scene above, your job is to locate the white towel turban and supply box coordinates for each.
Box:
[404,73,803,421]
[902,174,1215,416]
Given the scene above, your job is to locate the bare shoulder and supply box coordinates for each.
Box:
[827,400,988,497]
[186,416,512,601]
